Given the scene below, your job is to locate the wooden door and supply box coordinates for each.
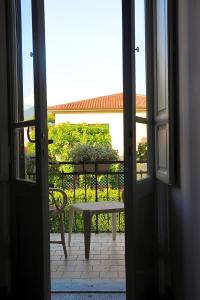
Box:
[7,1,50,299]
[122,1,156,299]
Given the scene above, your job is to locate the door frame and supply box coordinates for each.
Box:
[1,0,159,298]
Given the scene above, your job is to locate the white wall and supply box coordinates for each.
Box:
[55,111,147,158]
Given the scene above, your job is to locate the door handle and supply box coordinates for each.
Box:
[27,127,53,144]
[27,126,36,143]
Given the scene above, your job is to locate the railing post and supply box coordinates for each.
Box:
[106,173,109,201]
[73,170,77,232]
[84,171,87,202]
[95,162,98,234]
[106,172,110,232]
[117,173,120,232]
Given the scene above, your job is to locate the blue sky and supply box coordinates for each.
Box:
[21,0,146,109]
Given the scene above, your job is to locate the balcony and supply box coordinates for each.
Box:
[27,160,147,286]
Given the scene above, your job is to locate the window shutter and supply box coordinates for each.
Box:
[154,0,174,184]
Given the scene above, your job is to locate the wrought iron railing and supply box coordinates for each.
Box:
[27,159,148,232]
[48,161,124,233]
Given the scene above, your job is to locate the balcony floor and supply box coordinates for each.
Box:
[50,233,125,283]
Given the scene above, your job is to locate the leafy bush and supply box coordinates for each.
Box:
[69,143,96,162]
[69,143,119,162]
[93,144,119,161]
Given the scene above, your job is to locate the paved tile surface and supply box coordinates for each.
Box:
[50,233,125,281]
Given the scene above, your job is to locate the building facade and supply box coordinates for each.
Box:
[48,93,147,158]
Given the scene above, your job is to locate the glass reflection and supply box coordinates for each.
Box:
[135,0,147,117]
[15,127,36,181]
[136,122,148,180]
[20,0,35,120]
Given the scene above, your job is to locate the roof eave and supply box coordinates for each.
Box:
[48,108,124,113]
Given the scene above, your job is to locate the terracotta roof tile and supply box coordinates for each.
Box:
[48,93,146,111]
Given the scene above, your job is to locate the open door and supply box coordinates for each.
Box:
[7,0,50,299]
[122,1,157,299]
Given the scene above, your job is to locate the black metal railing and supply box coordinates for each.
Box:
[48,161,123,198]
[48,161,124,233]
[27,159,148,233]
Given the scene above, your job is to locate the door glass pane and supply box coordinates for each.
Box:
[135,0,147,117]
[136,122,148,180]
[19,0,35,121]
[15,127,36,181]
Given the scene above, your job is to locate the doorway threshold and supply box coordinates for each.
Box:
[51,280,126,293]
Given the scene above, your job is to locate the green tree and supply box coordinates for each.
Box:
[47,123,111,162]
[47,113,55,125]
[26,122,112,162]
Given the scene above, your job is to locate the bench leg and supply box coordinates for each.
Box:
[68,209,74,247]
[112,213,117,240]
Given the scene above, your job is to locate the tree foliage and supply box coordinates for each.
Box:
[48,123,111,161]
[47,113,55,125]
[26,123,112,162]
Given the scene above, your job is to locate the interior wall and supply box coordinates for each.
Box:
[0,0,11,295]
[169,0,200,299]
